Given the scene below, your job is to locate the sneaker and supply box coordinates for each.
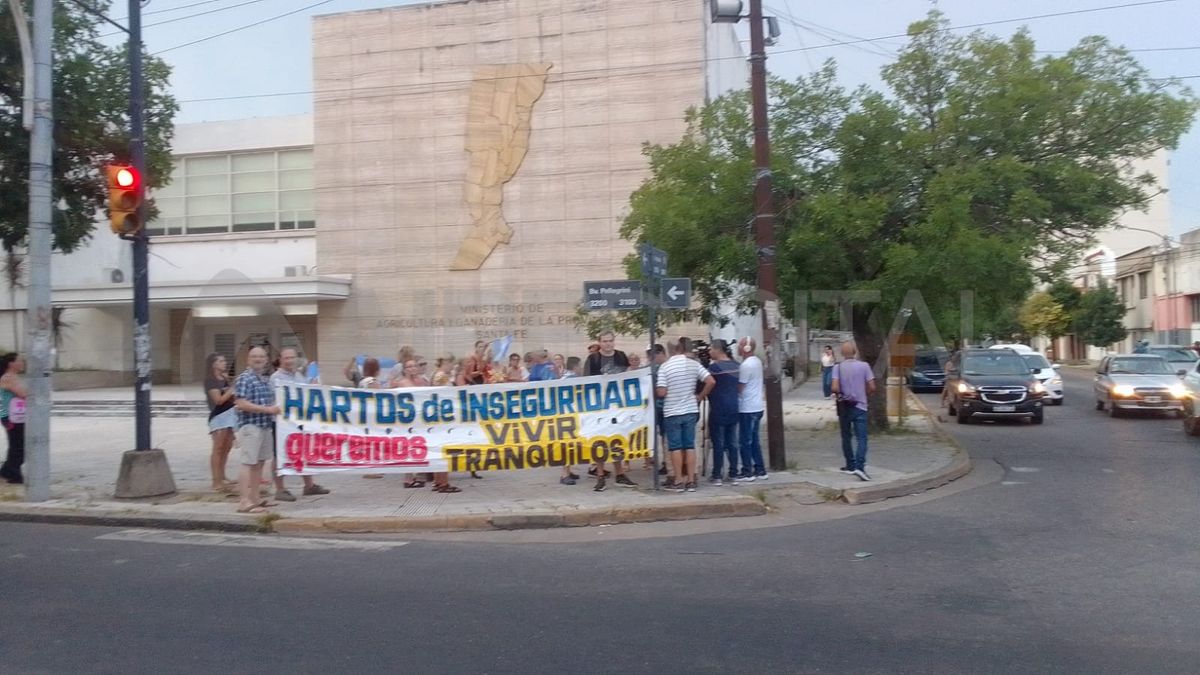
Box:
[734,475,756,484]
[594,477,607,492]
[568,471,581,480]
[838,467,855,474]
[685,482,697,492]
[668,482,685,493]
[854,469,871,482]
[274,489,297,502]
[657,465,668,476]
[615,474,638,488]
[560,476,577,486]
[588,467,610,478]
[709,477,723,486]
[757,473,768,481]
[302,484,330,496]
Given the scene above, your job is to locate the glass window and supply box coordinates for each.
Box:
[232,152,275,172]
[233,192,276,213]
[185,155,227,176]
[278,150,312,169]
[150,149,314,236]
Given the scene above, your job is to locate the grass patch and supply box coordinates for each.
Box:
[255,512,282,533]
[749,489,770,507]
[0,490,21,502]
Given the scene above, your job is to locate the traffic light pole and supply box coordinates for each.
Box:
[114,0,175,498]
[748,0,787,472]
[23,0,53,502]
[128,0,150,453]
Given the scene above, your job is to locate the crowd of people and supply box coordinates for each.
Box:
[200,331,776,512]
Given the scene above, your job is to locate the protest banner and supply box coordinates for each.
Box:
[274,371,654,475]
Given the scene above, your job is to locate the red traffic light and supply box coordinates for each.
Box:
[115,167,137,188]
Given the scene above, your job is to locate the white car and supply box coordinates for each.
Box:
[990,344,1063,404]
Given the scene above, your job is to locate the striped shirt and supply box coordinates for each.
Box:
[656,355,711,417]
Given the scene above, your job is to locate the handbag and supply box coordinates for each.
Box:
[834,364,858,415]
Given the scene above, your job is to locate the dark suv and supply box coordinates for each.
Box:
[943,348,1046,424]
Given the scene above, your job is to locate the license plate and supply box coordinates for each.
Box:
[930,381,943,386]
[992,405,1015,412]
[1144,396,1161,403]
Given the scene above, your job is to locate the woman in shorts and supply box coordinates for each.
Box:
[204,353,237,492]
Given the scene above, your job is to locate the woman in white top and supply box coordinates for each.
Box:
[821,345,837,398]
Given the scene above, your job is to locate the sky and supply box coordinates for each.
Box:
[113,0,1200,232]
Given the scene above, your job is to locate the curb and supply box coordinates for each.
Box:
[273,498,767,534]
[0,506,262,533]
[841,448,971,505]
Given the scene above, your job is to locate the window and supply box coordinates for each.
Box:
[1138,271,1149,299]
[1191,295,1200,323]
[145,149,315,236]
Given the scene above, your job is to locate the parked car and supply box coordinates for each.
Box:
[944,348,1047,424]
[1144,345,1199,375]
[907,349,948,392]
[1093,354,1186,418]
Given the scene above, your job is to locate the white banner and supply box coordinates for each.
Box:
[274,371,654,475]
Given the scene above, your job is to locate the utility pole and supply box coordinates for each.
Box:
[748,0,786,471]
[23,0,53,502]
[114,0,176,498]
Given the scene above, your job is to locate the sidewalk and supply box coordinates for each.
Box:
[0,380,968,533]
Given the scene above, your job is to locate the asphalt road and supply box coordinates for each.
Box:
[2,368,1198,674]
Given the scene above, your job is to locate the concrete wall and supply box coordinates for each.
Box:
[313,0,710,365]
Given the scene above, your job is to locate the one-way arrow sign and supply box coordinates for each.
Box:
[660,277,691,309]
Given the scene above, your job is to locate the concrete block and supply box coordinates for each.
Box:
[114,449,177,499]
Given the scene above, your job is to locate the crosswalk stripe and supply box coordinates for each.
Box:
[96,529,408,551]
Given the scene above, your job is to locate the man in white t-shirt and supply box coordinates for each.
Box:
[735,337,767,483]
[656,338,714,492]
[267,348,330,501]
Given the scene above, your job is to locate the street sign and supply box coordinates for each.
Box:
[660,277,691,309]
[640,243,668,280]
[584,280,644,311]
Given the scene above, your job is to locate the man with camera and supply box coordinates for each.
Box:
[831,341,876,481]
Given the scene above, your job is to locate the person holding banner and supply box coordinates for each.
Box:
[397,360,460,494]
[657,338,715,492]
[457,341,489,386]
[269,348,330,501]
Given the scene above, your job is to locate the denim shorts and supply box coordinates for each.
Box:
[663,413,698,451]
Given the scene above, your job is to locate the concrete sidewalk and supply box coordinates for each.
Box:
[0,379,968,533]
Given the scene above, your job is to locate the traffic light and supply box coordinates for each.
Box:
[107,165,143,235]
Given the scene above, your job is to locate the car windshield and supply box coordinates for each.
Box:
[915,354,945,368]
[1108,357,1172,375]
[1022,354,1051,369]
[1147,347,1198,362]
[962,353,1029,376]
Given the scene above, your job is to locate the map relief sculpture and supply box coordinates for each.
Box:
[451,63,553,270]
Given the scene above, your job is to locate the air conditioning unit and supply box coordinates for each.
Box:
[284,265,309,277]
[105,268,125,283]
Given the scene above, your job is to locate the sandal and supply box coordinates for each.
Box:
[258,500,278,507]
[403,480,426,488]
[435,485,462,493]
[236,505,268,514]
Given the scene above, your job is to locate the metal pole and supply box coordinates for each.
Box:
[128,0,151,451]
[748,0,786,471]
[23,0,53,502]
[647,301,659,491]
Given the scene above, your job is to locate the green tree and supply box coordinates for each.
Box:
[0,0,178,251]
[1074,282,1127,348]
[1019,291,1070,339]
[620,11,1194,424]
[1047,279,1084,320]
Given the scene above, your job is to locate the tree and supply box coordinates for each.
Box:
[1074,282,1127,348]
[1047,279,1083,320]
[620,11,1195,425]
[1019,291,1070,340]
[0,0,178,252]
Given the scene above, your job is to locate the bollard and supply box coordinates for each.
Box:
[886,377,903,416]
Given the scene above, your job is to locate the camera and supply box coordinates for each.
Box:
[692,339,711,368]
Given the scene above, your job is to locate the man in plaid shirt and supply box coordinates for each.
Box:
[234,347,280,513]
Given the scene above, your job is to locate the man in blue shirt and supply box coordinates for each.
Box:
[706,339,741,485]
[528,349,557,382]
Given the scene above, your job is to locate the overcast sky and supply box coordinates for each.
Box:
[118,0,1200,233]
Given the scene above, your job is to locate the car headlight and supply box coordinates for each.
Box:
[1032,381,1046,394]
[1169,384,1188,399]
[1050,377,1062,385]
[911,372,928,380]
[1112,384,1136,397]
[957,382,974,394]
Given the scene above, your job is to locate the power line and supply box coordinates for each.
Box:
[1041,45,1200,54]
[102,0,278,38]
[170,0,1187,101]
[153,0,339,54]
[118,0,237,21]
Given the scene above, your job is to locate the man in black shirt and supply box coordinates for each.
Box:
[585,331,630,376]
